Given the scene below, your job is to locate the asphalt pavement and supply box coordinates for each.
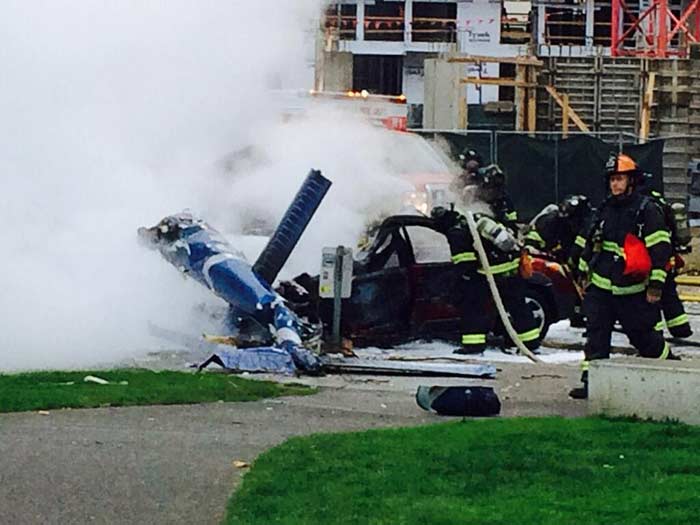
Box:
[0,383,438,525]
[0,359,589,525]
[5,338,697,524]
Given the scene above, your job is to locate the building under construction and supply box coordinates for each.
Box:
[315,0,700,202]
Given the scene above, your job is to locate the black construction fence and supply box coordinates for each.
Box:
[416,131,665,221]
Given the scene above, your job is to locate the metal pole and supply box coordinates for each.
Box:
[337,3,342,41]
[404,0,412,43]
[611,0,620,56]
[554,135,560,203]
[332,245,344,345]
[357,0,365,41]
[494,131,499,164]
[585,0,595,48]
[658,0,669,57]
[537,4,546,48]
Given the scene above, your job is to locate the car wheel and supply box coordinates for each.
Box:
[524,288,551,341]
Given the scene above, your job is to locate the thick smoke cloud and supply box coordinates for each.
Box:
[0,1,455,370]
[0,1,321,369]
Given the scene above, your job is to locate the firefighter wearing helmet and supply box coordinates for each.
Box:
[431,205,541,355]
[524,195,595,328]
[431,206,490,354]
[451,151,518,227]
[451,148,484,197]
[638,177,694,339]
[524,194,594,264]
[570,153,677,399]
[460,148,483,174]
[473,164,519,230]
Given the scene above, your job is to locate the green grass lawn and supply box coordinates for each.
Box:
[0,369,314,413]
[226,417,700,525]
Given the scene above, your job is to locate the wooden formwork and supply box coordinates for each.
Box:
[688,50,700,167]
[651,54,700,201]
[536,57,645,135]
[536,52,700,202]
[537,58,597,132]
[598,59,646,133]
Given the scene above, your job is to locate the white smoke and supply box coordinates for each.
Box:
[215,108,450,276]
[0,1,322,370]
[0,1,456,371]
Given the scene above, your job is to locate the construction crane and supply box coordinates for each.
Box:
[611,0,700,57]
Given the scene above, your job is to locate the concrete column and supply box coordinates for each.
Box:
[585,0,595,47]
[404,0,413,43]
[423,59,463,129]
[357,0,365,41]
[537,5,546,49]
[456,2,467,52]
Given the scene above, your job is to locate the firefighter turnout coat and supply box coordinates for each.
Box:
[578,190,673,364]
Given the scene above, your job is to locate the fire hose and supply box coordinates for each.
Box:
[465,212,541,364]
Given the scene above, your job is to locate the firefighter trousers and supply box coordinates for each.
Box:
[458,273,542,352]
[583,285,669,372]
[496,274,542,351]
[661,273,692,338]
[457,274,494,353]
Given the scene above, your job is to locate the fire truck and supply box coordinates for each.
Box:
[276,88,409,132]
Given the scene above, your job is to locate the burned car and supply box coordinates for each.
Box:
[142,169,576,374]
[278,214,578,347]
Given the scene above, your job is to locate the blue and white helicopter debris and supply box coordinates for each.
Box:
[138,170,331,375]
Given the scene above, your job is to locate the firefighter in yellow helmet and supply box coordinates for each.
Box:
[569,153,677,399]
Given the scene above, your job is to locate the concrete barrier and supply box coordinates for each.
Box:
[589,358,700,425]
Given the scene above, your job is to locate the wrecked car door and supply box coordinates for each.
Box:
[403,225,464,340]
[338,225,413,345]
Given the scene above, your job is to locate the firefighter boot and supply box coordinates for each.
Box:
[454,345,486,355]
[569,371,588,399]
[667,350,682,361]
[568,385,588,399]
[669,324,693,339]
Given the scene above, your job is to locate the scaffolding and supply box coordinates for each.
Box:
[611,0,700,56]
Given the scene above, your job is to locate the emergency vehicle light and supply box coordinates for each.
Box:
[309,89,407,104]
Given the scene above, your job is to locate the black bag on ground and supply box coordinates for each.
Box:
[416,386,501,416]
